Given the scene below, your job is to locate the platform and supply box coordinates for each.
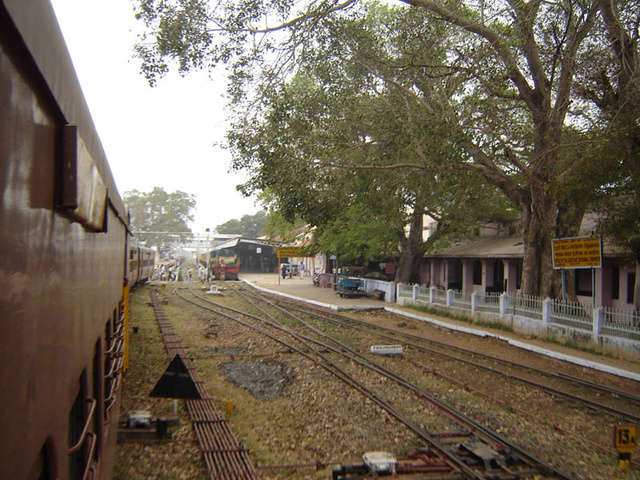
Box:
[240,273,383,310]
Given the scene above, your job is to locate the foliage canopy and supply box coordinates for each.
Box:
[132,0,640,296]
[124,186,196,248]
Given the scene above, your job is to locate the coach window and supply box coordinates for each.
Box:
[68,372,92,480]
[27,439,55,480]
[92,341,103,462]
[104,318,113,422]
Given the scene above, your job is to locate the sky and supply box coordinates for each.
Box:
[50,0,260,234]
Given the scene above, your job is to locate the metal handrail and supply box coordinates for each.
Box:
[81,432,97,480]
[68,398,97,455]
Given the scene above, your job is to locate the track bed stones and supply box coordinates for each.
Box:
[220,361,292,399]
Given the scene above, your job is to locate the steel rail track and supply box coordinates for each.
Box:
[176,288,489,480]
[282,298,640,402]
[257,291,640,422]
[181,285,574,480]
[240,287,640,468]
[228,286,597,480]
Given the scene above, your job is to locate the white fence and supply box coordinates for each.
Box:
[396,283,640,354]
[362,278,396,303]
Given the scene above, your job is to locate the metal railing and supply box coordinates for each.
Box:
[450,290,471,309]
[476,291,501,314]
[432,287,447,306]
[513,293,544,320]
[549,298,592,331]
[396,283,639,345]
[601,307,640,341]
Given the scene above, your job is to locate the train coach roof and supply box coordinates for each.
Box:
[2,0,127,221]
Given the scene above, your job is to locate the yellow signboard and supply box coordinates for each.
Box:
[277,246,314,258]
[552,236,602,269]
[615,424,638,454]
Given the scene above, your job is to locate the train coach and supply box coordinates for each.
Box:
[0,1,144,478]
[129,245,156,286]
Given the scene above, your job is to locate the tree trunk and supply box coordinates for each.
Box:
[520,176,558,297]
[396,205,425,284]
[635,261,640,312]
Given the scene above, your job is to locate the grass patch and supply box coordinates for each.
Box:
[543,334,609,357]
[475,319,513,332]
[405,303,472,323]
[404,303,513,333]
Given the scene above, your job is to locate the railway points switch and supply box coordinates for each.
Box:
[362,451,397,474]
[126,410,152,428]
[458,440,507,471]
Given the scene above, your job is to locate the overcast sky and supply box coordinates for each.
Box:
[50,0,260,233]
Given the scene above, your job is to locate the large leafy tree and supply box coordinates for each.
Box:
[133,0,639,297]
[124,187,196,248]
[581,0,640,308]
[216,210,267,238]
[226,11,517,283]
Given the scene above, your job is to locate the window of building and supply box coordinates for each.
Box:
[472,260,482,285]
[611,266,619,300]
[575,269,593,296]
[628,272,636,304]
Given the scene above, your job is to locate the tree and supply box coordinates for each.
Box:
[124,187,196,248]
[216,210,267,237]
[225,11,517,283]
[581,0,640,309]
[132,0,639,296]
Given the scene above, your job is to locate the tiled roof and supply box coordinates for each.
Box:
[426,235,524,259]
[425,234,629,259]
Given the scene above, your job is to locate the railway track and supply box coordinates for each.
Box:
[268,294,640,422]
[234,286,640,464]
[175,284,576,479]
[149,289,258,480]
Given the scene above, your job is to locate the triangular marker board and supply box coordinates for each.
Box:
[149,354,202,399]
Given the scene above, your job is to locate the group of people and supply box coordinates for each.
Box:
[154,263,197,282]
[155,264,177,281]
[281,262,307,279]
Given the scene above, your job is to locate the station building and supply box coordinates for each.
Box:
[418,219,636,311]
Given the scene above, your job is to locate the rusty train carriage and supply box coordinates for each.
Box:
[0,1,143,478]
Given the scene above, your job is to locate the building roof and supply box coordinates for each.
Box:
[210,237,277,252]
[426,235,525,259]
[425,234,630,260]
